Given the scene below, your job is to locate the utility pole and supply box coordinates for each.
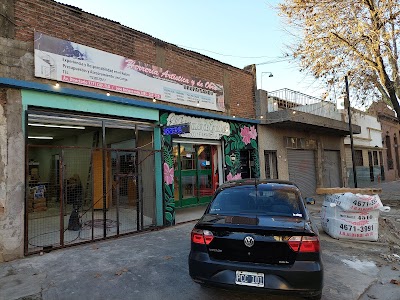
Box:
[345,75,358,188]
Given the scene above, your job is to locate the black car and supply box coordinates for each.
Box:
[188,179,323,300]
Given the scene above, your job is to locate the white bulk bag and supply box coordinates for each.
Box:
[321,212,379,241]
[323,193,383,212]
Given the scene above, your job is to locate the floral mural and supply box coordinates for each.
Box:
[160,112,260,226]
[163,163,174,185]
[240,125,258,145]
[160,112,175,226]
[222,123,260,181]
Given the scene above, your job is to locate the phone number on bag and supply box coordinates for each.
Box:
[339,224,374,232]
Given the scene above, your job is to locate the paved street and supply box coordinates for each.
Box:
[0,181,399,300]
[0,221,399,300]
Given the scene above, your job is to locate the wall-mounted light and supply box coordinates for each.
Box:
[197,101,200,106]
[54,83,60,88]
[260,116,264,119]
[153,98,157,102]
[106,92,110,96]
[28,136,54,140]
[236,102,240,106]
[232,115,236,118]
[28,123,85,129]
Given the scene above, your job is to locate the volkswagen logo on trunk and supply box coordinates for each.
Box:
[244,236,254,248]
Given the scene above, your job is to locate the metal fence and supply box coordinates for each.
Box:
[346,166,384,188]
[25,145,156,255]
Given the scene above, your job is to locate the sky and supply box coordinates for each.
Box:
[57,0,323,98]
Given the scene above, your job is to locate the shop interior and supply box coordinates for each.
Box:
[25,109,156,254]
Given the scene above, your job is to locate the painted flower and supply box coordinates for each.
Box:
[249,125,257,140]
[226,172,242,181]
[240,126,252,145]
[163,163,174,185]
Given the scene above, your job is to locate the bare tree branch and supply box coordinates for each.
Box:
[279,0,400,121]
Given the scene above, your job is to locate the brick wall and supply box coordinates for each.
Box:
[5,0,256,119]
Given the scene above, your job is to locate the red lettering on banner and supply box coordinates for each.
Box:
[205,81,219,91]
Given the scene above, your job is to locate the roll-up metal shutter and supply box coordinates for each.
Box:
[287,149,316,197]
[323,150,341,188]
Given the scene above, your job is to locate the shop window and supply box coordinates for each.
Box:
[379,151,385,181]
[373,151,378,166]
[386,135,394,170]
[354,150,363,166]
[394,134,400,177]
[368,151,374,182]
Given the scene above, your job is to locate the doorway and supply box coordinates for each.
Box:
[264,150,278,179]
[173,143,219,208]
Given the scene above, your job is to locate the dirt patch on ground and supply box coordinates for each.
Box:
[378,201,400,247]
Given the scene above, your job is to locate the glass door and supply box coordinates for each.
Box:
[196,145,213,204]
[180,143,197,207]
[173,143,217,208]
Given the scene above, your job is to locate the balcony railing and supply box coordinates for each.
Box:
[267,88,342,121]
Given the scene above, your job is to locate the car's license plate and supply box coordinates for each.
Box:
[235,271,264,287]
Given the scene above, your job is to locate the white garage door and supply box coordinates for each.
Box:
[287,149,317,198]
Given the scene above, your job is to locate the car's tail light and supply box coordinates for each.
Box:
[191,229,214,245]
[288,236,320,252]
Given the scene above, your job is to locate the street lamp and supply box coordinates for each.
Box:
[260,72,273,90]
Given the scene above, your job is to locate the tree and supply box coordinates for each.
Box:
[279,0,400,121]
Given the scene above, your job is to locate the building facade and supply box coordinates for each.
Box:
[256,89,361,197]
[344,110,384,187]
[367,101,400,182]
[0,0,258,261]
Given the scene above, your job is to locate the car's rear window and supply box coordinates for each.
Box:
[208,185,304,217]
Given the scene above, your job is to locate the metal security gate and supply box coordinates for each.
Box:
[287,149,317,198]
[25,139,157,255]
[323,150,341,188]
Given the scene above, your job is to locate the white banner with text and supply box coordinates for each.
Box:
[34,32,225,111]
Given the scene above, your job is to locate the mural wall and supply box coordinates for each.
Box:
[222,122,260,181]
[160,112,260,226]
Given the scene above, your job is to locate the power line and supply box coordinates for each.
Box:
[176,43,290,60]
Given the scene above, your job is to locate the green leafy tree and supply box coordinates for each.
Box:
[279,0,400,120]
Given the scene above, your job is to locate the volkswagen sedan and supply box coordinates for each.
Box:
[188,179,323,300]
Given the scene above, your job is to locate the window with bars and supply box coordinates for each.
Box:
[386,135,394,170]
[354,150,363,166]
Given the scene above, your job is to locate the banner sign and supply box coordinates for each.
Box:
[34,32,225,112]
[167,113,230,140]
